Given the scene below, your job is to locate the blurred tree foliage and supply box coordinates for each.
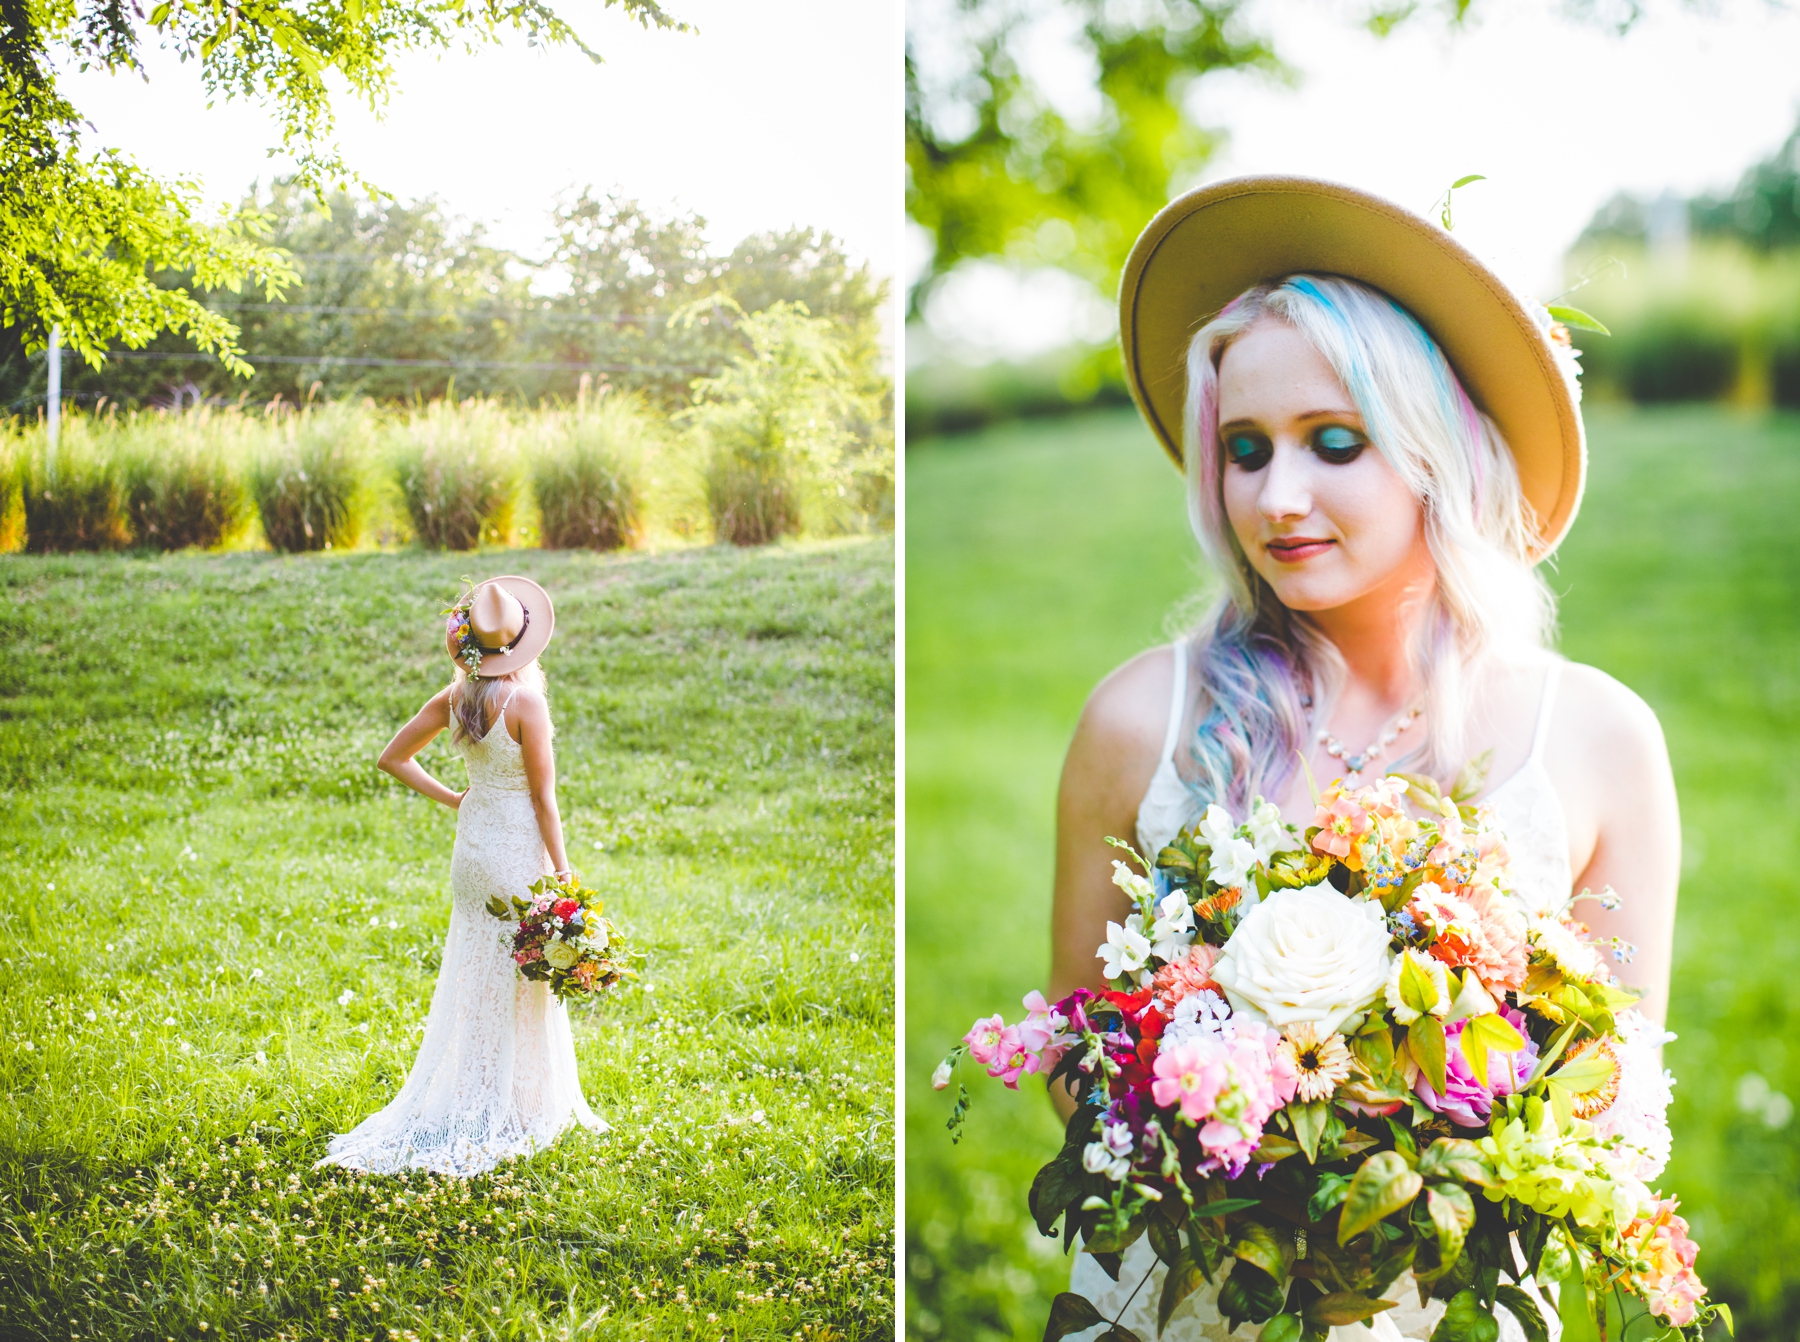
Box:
[0,186,889,412]
[905,0,1283,317]
[0,0,680,372]
[1578,115,1800,254]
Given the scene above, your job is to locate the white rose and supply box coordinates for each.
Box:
[1245,797,1297,862]
[1211,883,1393,1035]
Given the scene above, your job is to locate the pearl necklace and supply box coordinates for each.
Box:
[1315,703,1422,780]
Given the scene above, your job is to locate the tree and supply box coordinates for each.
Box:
[905,0,1283,317]
[0,0,682,373]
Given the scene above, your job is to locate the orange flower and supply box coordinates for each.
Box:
[1194,887,1242,921]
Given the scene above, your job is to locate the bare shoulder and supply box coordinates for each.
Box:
[504,685,553,733]
[1076,644,1179,756]
[418,685,454,721]
[1557,661,1667,757]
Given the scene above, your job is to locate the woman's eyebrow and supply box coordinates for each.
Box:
[1218,408,1359,433]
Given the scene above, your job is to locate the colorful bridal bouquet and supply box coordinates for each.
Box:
[486,874,635,1001]
[937,766,1727,1341]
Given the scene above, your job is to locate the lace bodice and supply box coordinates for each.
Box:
[1136,643,1572,915]
[318,699,604,1177]
[458,709,532,793]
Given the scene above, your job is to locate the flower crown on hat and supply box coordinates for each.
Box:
[443,581,529,680]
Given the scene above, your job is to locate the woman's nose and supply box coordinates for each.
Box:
[1257,441,1312,522]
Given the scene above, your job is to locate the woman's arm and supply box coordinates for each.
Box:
[377,688,463,810]
[512,690,573,880]
[1046,648,1177,1119]
[1548,664,1681,1026]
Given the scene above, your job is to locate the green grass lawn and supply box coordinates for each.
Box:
[0,538,894,1341]
[904,406,1800,1341]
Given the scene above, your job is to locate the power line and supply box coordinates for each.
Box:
[105,351,712,374]
[205,301,676,324]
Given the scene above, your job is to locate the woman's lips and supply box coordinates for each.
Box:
[1265,537,1335,563]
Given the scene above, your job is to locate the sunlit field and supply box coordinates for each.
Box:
[905,406,1800,1340]
[0,538,894,1341]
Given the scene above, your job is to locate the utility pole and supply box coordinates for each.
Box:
[46,324,61,484]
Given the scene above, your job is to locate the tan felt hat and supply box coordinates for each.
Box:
[1119,175,1586,558]
[449,575,555,676]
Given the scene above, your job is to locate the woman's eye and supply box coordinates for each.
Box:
[1313,425,1367,464]
[1223,432,1271,471]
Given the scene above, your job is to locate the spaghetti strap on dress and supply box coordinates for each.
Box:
[317,703,605,1176]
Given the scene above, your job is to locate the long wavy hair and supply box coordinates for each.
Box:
[449,661,549,746]
[1179,274,1555,814]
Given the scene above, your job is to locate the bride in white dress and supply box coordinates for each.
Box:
[320,575,606,1177]
[1046,181,1680,1340]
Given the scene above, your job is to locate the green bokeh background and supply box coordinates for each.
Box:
[905,406,1800,1340]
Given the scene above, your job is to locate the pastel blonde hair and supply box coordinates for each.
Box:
[1179,274,1555,813]
[449,660,549,746]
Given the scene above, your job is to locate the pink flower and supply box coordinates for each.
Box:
[1623,1199,1706,1327]
[1018,990,1072,1071]
[989,1025,1041,1087]
[1414,1006,1537,1128]
[1153,943,1221,1011]
[964,1014,1006,1067]
[1152,1021,1296,1174]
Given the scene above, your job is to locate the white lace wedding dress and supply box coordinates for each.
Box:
[319,699,606,1176]
[1068,647,1569,1341]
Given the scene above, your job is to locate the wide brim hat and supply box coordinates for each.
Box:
[459,575,555,676]
[1118,175,1586,558]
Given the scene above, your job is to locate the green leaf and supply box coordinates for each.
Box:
[1219,1264,1286,1332]
[1398,954,1441,1017]
[1409,1015,1448,1097]
[1043,1292,1105,1342]
[1194,1197,1262,1218]
[1258,1316,1303,1342]
[1253,1133,1303,1163]
[1096,1329,1143,1342]
[1083,1216,1147,1257]
[1416,1138,1494,1187]
[346,0,364,22]
[1392,771,1444,805]
[1305,1173,1351,1224]
[1557,1260,1600,1342]
[1159,1258,1208,1333]
[1337,1151,1423,1246]
[1545,1079,1576,1133]
[1451,174,1488,190]
[1290,1100,1330,1164]
[1716,1302,1735,1335]
[1523,1020,1582,1091]
[1458,1012,1526,1089]
[1493,1285,1549,1342]
[149,2,172,22]
[1231,1221,1294,1283]
[1546,304,1611,336]
[1548,1048,1616,1095]
[1304,1293,1399,1327]
[1146,1211,1184,1266]
[1449,749,1493,802]
[1420,1184,1474,1281]
[1430,1289,1500,1342]
[485,895,512,918]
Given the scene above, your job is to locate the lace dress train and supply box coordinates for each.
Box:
[319,705,606,1176]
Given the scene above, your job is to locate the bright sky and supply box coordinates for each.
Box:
[61,0,901,276]
[915,0,1800,361]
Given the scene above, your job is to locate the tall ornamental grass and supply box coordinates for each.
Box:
[250,403,373,553]
[531,396,651,550]
[117,409,253,551]
[1565,241,1800,407]
[392,399,518,550]
[687,304,852,547]
[15,414,131,553]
